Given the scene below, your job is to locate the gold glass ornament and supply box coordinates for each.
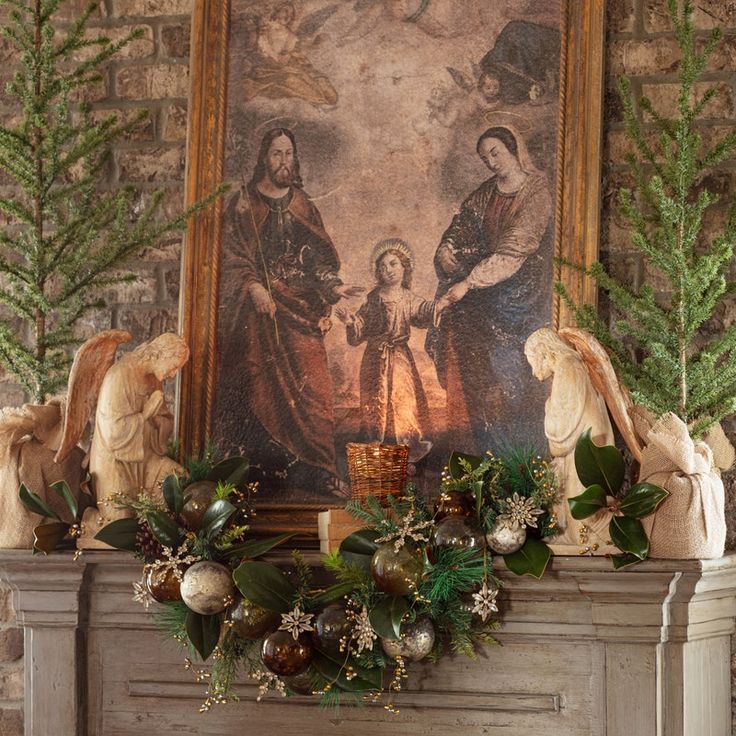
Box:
[433,490,474,520]
[370,543,424,596]
[429,516,484,557]
[313,604,350,656]
[180,480,217,530]
[229,597,280,640]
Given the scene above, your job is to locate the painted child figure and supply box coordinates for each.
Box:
[336,239,442,462]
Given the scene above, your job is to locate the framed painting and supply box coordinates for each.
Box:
[179,0,605,537]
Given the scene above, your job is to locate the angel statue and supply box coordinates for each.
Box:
[0,398,86,549]
[524,327,640,551]
[55,331,190,548]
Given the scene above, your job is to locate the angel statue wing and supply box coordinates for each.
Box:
[558,327,643,462]
[55,330,133,463]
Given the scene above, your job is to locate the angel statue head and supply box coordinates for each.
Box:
[524,327,578,382]
[133,333,190,381]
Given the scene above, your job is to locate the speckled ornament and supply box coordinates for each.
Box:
[371,543,424,596]
[180,560,235,615]
[381,617,435,662]
[262,630,314,677]
[145,565,183,602]
[485,518,527,554]
[229,597,280,640]
[313,604,350,656]
[179,480,217,530]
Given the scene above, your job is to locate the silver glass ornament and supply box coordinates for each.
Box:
[381,617,435,662]
[430,516,484,555]
[180,560,235,615]
[485,518,527,554]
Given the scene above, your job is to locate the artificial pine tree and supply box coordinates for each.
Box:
[0,0,218,402]
[558,0,736,439]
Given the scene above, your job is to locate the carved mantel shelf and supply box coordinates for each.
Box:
[1,550,735,736]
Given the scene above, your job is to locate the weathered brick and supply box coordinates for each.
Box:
[112,0,193,18]
[0,662,24,700]
[138,237,182,262]
[607,0,636,34]
[161,24,190,58]
[0,708,22,736]
[0,629,22,663]
[54,0,108,20]
[103,267,159,305]
[641,81,735,120]
[0,588,14,624]
[117,306,177,342]
[162,103,187,142]
[609,38,681,77]
[0,384,27,409]
[163,265,180,301]
[73,308,114,341]
[645,0,736,33]
[115,64,189,100]
[117,146,185,183]
[89,107,155,142]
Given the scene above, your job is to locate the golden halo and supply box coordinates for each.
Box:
[254,116,300,133]
[369,238,414,275]
[482,110,532,134]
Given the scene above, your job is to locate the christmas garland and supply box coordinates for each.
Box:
[94,446,562,712]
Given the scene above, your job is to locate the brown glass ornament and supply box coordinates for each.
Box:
[434,490,474,520]
[430,516,485,558]
[313,604,350,656]
[283,669,316,695]
[229,597,280,641]
[145,566,183,602]
[370,543,424,596]
[179,480,217,530]
[261,630,314,677]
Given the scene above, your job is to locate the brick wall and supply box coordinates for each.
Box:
[1,1,736,734]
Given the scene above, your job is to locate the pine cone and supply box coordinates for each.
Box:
[135,524,164,562]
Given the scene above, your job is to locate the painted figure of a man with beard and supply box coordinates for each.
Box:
[215,127,362,497]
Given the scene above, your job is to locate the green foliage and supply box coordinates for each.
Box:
[0,1,224,401]
[417,547,485,611]
[503,538,551,578]
[557,0,736,436]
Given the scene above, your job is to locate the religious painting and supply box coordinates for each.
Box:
[180,0,605,533]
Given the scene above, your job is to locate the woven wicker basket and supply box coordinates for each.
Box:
[346,443,410,501]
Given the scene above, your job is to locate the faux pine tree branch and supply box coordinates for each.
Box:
[0,0,224,401]
[557,0,736,437]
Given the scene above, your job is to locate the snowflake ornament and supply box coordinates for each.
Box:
[279,605,315,640]
[132,577,154,610]
[498,492,544,530]
[471,580,499,622]
[375,509,434,553]
[353,605,377,653]
[151,543,201,581]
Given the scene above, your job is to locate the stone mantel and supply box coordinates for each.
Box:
[1,551,735,736]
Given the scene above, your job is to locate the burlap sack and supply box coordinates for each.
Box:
[638,412,725,559]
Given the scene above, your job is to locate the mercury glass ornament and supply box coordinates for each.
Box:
[262,630,314,677]
[485,518,527,554]
[381,617,435,662]
[229,597,280,640]
[283,668,316,695]
[433,490,474,520]
[180,480,217,530]
[180,560,235,615]
[313,604,350,656]
[371,543,424,596]
[145,565,183,602]
[430,516,484,556]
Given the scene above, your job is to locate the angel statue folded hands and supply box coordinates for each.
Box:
[55,331,190,548]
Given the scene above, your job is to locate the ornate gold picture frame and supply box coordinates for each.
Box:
[179,0,605,537]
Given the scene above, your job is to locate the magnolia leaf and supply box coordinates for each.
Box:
[609,515,649,560]
[574,429,625,495]
[145,511,182,548]
[51,480,77,520]
[33,521,70,554]
[232,560,296,613]
[19,484,60,520]
[94,517,139,550]
[503,537,551,579]
[201,499,236,540]
[221,533,295,560]
[185,611,221,661]
[339,529,380,568]
[311,581,356,606]
[369,596,409,640]
[208,456,250,487]
[568,484,608,520]
[448,451,483,480]
[312,651,381,692]
[619,483,669,519]
[611,553,643,570]
[162,474,184,515]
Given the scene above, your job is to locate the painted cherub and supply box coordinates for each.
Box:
[335,239,443,462]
